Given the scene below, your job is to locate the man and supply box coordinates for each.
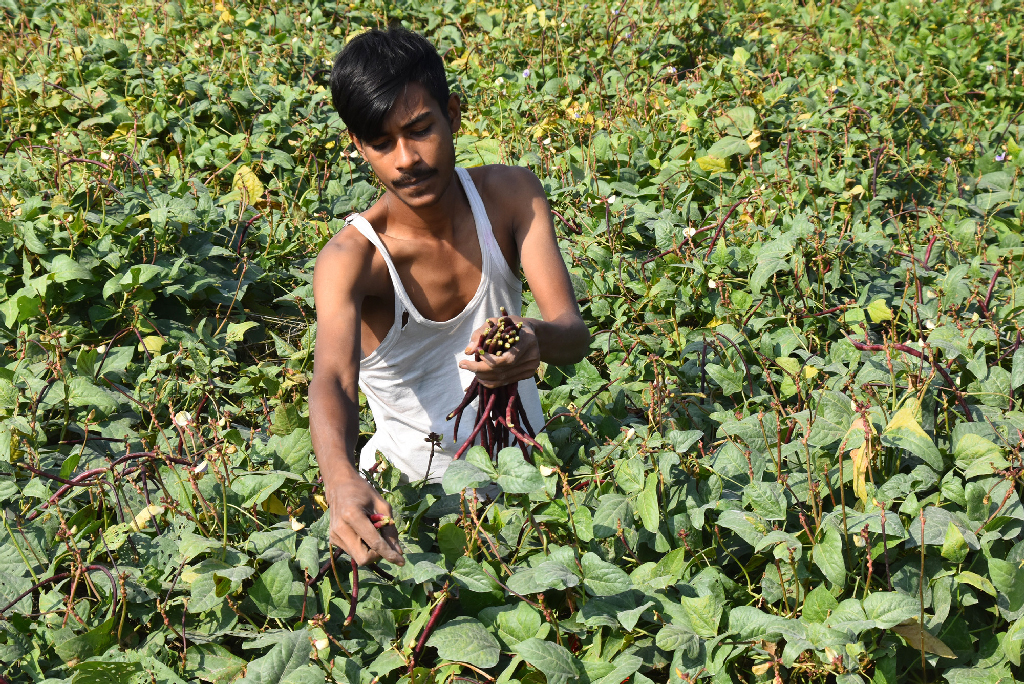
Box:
[311,26,590,567]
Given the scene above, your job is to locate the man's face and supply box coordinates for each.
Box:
[353,82,461,209]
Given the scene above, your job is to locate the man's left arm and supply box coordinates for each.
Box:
[459,167,590,387]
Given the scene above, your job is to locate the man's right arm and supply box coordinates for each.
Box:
[310,234,404,566]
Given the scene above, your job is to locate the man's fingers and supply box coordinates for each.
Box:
[331,523,381,566]
[348,511,405,565]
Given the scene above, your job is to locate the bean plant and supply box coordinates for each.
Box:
[0,0,1023,683]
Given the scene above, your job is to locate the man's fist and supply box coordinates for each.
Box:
[459,317,541,388]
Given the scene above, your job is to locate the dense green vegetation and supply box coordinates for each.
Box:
[1,0,1023,682]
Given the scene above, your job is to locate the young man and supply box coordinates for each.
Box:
[311,27,590,567]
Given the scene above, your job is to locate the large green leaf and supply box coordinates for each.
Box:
[426,616,501,669]
[512,638,579,684]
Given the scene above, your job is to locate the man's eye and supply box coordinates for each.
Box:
[410,126,430,137]
[369,140,390,151]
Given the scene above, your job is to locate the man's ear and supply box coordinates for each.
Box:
[350,133,365,157]
[446,94,462,136]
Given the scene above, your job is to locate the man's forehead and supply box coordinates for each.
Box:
[386,83,437,127]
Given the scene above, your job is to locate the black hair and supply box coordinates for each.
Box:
[330,27,450,142]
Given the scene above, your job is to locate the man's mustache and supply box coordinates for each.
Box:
[393,168,437,187]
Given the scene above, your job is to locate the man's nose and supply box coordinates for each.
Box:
[394,136,421,170]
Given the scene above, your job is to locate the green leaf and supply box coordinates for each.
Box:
[750,236,794,294]
[452,556,501,594]
[226,320,259,343]
[581,551,632,595]
[705,363,744,395]
[802,584,839,623]
[989,558,1024,612]
[656,623,700,653]
[48,254,94,283]
[680,594,721,637]
[592,494,633,538]
[237,629,311,684]
[230,471,289,508]
[744,482,788,520]
[863,591,920,628]
[941,522,968,563]
[707,136,751,158]
[813,525,846,588]
[426,617,501,668]
[512,638,579,684]
[53,618,115,663]
[1011,348,1024,390]
[442,460,491,494]
[480,602,548,648]
[637,471,660,533]
[70,662,143,684]
[250,561,301,618]
[496,447,545,493]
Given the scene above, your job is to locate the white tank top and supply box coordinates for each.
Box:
[348,167,544,482]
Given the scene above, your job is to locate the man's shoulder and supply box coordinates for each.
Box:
[313,220,379,290]
[466,164,544,204]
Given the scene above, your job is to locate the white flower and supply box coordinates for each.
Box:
[96,344,106,354]
[542,137,551,145]
[194,460,208,474]
[495,76,504,86]
[522,68,531,78]
[314,638,329,651]
[684,226,696,237]
[986,64,995,72]
[292,37,298,42]
[667,66,677,74]
[606,195,617,205]
[100,151,111,161]
[305,15,311,23]
[560,22,566,27]
[708,279,718,289]
[924,319,935,329]
[174,411,192,427]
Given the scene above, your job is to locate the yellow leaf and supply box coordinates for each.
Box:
[696,156,728,173]
[850,443,869,502]
[866,299,892,323]
[883,398,924,437]
[797,112,813,121]
[133,504,164,531]
[313,493,328,511]
[220,9,233,23]
[262,494,287,516]
[746,129,762,151]
[139,335,165,354]
[803,365,819,380]
[232,165,264,206]
[890,621,957,658]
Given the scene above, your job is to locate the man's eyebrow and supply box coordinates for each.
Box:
[398,111,433,129]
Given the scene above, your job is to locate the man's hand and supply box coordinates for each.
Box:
[325,474,405,566]
[459,317,541,388]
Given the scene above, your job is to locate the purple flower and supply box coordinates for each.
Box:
[945,157,952,164]
[996,153,1007,161]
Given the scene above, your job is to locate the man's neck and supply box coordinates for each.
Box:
[382,170,467,240]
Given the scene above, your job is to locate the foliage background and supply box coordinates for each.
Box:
[1,0,1023,682]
